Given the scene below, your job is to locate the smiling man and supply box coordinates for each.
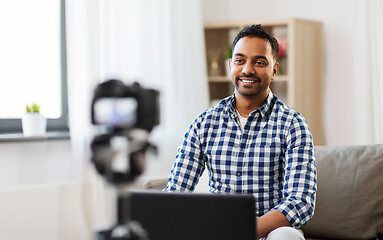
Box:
[164,25,317,240]
[230,35,278,116]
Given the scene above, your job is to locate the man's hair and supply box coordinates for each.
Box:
[231,24,279,60]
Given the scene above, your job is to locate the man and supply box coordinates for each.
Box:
[164,24,316,240]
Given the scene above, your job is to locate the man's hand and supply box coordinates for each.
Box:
[256,209,291,238]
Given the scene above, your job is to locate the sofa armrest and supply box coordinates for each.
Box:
[143,178,168,190]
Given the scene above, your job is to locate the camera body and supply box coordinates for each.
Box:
[90,79,160,184]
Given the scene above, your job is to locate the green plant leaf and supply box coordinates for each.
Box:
[32,103,40,113]
[26,104,31,113]
[224,46,232,59]
[25,103,40,113]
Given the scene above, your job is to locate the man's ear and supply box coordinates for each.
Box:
[272,62,279,78]
[229,58,232,71]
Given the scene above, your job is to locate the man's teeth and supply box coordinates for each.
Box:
[241,79,256,83]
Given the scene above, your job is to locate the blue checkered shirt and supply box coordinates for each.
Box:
[164,91,317,228]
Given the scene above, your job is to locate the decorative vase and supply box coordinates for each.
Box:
[22,113,47,136]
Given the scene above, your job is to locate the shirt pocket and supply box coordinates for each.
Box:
[246,141,284,184]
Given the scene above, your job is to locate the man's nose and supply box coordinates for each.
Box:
[242,62,255,75]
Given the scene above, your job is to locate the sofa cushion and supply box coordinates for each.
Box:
[301,144,383,239]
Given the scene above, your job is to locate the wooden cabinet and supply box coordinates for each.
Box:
[204,19,324,145]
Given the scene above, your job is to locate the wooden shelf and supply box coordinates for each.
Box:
[208,76,230,82]
[274,75,289,82]
[208,75,289,83]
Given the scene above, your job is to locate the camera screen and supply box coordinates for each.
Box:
[93,97,137,127]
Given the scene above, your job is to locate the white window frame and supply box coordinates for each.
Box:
[0,0,68,134]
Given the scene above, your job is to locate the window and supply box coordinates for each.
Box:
[0,0,68,133]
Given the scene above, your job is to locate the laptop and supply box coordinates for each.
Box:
[119,190,256,240]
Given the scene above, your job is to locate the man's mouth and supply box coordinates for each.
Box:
[239,78,260,84]
[241,79,257,83]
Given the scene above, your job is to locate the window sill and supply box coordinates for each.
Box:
[0,131,70,142]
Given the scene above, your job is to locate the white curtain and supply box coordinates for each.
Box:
[96,0,209,176]
[354,0,383,144]
[66,0,208,238]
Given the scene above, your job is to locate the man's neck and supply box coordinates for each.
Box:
[235,92,268,118]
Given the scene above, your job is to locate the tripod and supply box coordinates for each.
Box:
[96,189,149,240]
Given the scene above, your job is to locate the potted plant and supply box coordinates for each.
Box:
[22,103,47,136]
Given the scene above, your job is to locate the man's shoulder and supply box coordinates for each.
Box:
[187,96,232,131]
[272,95,314,147]
[273,96,303,117]
[272,96,309,125]
[198,96,231,119]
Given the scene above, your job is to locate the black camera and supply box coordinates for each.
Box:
[90,79,160,240]
[90,79,160,184]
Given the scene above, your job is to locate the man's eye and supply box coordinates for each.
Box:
[234,59,244,64]
[255,61,267,66]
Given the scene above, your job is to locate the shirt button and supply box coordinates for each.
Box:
[237,172,241,176]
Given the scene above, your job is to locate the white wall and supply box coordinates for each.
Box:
[202,0,360,146]
[0,140,73,188]
[0,140,79,240]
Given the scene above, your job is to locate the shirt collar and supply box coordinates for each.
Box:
[226,89,275,119]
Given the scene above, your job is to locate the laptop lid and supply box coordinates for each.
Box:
[121,190,256,240]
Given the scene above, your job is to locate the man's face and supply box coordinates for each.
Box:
[229,37,278,99]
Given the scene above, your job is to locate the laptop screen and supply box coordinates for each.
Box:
[120,190,256,240]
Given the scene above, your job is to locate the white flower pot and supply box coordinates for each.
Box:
[22,113,47,136]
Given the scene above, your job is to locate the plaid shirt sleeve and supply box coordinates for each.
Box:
[272,113,317,228]
[164,115,206,191]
